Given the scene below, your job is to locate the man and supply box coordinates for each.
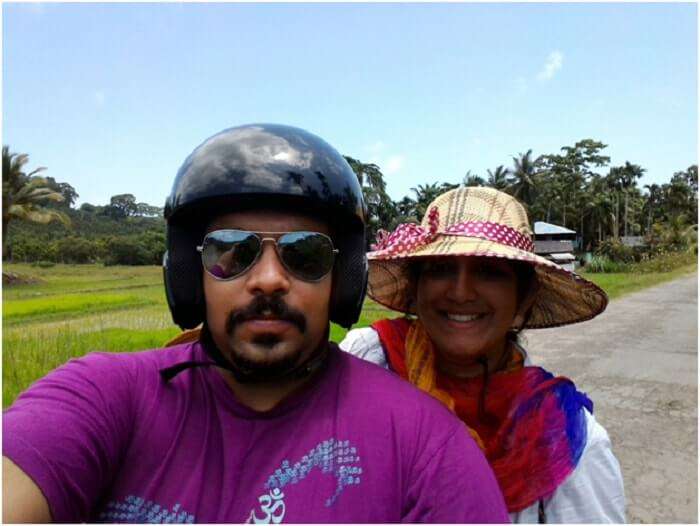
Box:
[3,124,508,523]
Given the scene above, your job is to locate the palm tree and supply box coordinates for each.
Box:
[621,162,644,237]
[643,184,664,233]
[585,175,615,245]
[411,182,451,220]
[486,165,510,190]
[462,170,486,187]
[508,150,539,206]
[2,146,69,258]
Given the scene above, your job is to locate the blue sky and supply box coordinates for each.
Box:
[3,2,697,208]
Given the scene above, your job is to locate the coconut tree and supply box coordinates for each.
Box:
[585,175,615,245]
[411,182,459,220]
[462,170,486,187]
[508,150,539,206]
[486,165,510,190]
[2,146,69,258]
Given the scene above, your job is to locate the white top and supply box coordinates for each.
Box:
[340,327,626,524]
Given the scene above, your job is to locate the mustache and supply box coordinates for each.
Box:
[225,294,307,334]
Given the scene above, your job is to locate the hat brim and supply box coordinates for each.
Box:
[367,236,607,329]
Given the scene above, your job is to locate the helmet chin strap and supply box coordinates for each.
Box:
[159,323,331,384]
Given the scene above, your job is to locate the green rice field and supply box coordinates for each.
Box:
[3,260,696,408]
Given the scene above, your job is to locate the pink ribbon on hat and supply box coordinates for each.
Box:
[371,206,534,254]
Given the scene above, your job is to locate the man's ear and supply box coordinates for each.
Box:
[512,275,539,330]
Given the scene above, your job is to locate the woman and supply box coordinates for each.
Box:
[340,187,625,523]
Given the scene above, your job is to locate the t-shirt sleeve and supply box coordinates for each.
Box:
[402,422,510,523]
[3,352,136,522]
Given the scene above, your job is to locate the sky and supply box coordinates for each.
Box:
[2,2,697,208]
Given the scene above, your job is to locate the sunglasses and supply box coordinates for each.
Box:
[197,229,339,282]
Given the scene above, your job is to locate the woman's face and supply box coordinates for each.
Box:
[415,256,521,371]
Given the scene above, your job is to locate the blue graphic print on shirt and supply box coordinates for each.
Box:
[98,495,195,523]
[247,438,363,523]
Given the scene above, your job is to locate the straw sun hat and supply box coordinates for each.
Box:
[367,186,608,329]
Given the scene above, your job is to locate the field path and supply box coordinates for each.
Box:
[524,273,698,523]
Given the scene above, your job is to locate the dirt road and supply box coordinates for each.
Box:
[524,273,698,523]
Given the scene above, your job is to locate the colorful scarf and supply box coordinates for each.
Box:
[372,317,592,513]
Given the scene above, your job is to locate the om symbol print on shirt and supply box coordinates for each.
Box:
[246,438,363,524]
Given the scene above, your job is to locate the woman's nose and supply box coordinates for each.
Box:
[445,264,478,303]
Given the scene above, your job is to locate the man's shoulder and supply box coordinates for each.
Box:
[73,342,197,368]
[42,343,200,390]
[335,348,460,424]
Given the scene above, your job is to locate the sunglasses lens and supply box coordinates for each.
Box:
[278,232,335,281]
[201,230,261,279]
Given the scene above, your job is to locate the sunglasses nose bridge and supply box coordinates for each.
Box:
[245,239,292,292]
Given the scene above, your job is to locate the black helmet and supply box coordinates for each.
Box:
[163,123,368,330]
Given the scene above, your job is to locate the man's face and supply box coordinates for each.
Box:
[203,209,333,379]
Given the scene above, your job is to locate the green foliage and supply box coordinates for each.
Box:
[595,239,639,264]
[586,247,697,275]
[646,216,697,254]
[55,236,100,263]
[103,235,163,266]
[584,255,629,273]
[628,249,697,274]
[2,146,71,256]
[581,261,696,300]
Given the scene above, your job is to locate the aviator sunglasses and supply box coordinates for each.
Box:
[197,229,339,282]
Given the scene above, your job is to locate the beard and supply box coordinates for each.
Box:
[223,294,308,377]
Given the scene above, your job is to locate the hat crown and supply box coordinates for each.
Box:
[422,187,533,239]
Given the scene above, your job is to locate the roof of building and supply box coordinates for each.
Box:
[533,221,577,235]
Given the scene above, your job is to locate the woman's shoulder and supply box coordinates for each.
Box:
[513,409,625,523]
[339,326,388,368]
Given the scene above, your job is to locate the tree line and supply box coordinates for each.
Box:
[347,139,697,256]
[3,140,697,266]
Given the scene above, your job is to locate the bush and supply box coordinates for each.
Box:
[585,255,630,273]
[103,237,154,266]
[11,237,57,262]
[55,236,99,264]
[628,249,697,274]
[595,239,640,263]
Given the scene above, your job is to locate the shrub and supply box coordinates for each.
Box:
[585,255,630,273]
[103,237,153,266]
[11,237,57,262]
[628,249,697,274]
[55,236,99,264]
[595,239,640,263]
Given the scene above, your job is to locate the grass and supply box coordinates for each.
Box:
[3,255,697,408]
[581,263,697,300]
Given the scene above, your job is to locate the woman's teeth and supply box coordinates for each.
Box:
[446,313,484,322]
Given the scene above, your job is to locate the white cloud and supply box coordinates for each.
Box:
[94,91,106,107]
[384,155,404,175]
[536,50,564,82]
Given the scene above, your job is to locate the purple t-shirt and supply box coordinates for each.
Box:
[4,342,508,523]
